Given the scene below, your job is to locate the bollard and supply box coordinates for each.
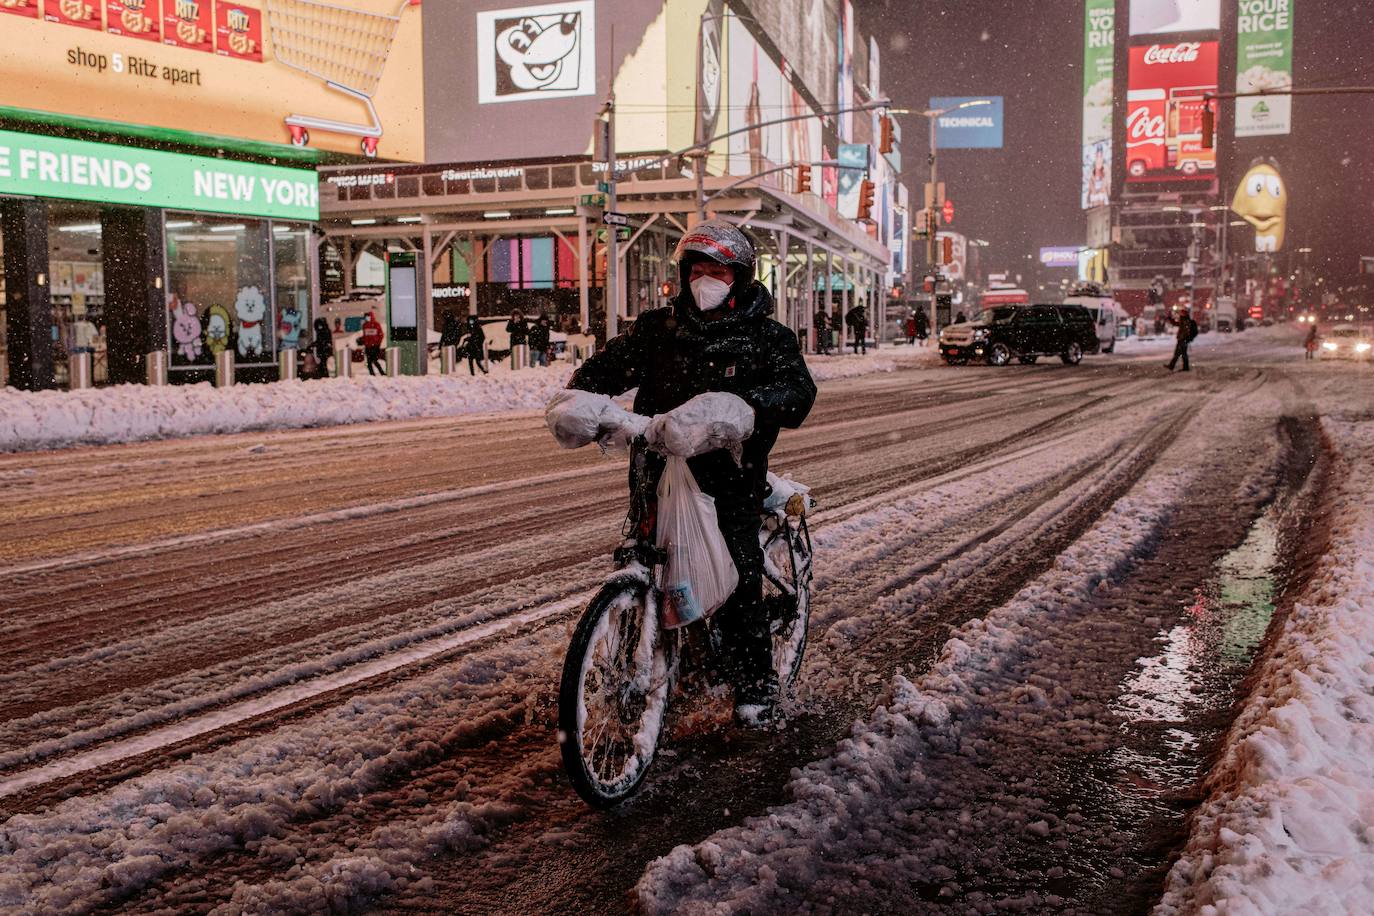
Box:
[146,350,168,386]
[569,346,581,368]
[441,345,457,375]
[584,341,596,360]
[335,345,352,378]
[69,351,93,390]
[513,344,528,370]
[0,352,8,388]
[385,346,402,377]
[278,348,298,382]
[215,349,236,387]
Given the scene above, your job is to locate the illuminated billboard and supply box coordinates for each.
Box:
[1081,0,1113,208]
[1129,0,1221,34]
[0,0,425,161]
[930,96,1004,149]
[476,1,597,104]
[1235,0,1294,136]
[1125,40,1218,184]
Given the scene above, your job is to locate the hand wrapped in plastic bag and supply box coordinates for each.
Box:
[545,389,649,454]
[645,392,755,459]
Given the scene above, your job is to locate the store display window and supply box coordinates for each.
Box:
[164,213,312,373]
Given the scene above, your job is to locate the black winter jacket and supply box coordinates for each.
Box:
[528,320,552,350]
[506,318,528,345]
[570,281,816,506]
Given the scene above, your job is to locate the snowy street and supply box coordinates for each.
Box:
[3,328,1374,914]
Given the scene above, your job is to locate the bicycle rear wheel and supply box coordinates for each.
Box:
[558,577,671,807]
[762,519,813,692]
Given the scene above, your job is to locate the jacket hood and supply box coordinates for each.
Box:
[674,279,774,333]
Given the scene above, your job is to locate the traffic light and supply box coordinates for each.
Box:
[659,281,674,298]
[942,235,954,265]
[796,164,811,194]
[1201,102,1215,150]
[857,179,875,221]
[879,116,894,155]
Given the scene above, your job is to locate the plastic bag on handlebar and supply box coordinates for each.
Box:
[545,390,645,453]
[655,456,739,629]
[645,392,755,460]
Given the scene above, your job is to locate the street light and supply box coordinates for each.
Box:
[917,99,990,270]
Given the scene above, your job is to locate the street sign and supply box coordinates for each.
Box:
[578,193,606,208]
[923,181,946,209]
[602,211,630,226]
[597,181,611,193]
[942,198,955,224]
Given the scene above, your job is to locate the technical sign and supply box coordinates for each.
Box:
[929,96,1003,149]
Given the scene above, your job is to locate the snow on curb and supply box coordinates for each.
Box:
[0,349,928,454]
[634,461,1203,913]
[1155,417,1374,915]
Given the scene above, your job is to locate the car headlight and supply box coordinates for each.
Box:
[1357,343,1372,353]
[972,328,989,340]
[1322,342,1338,351]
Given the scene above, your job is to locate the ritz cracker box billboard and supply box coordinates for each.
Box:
[0,0,425,161]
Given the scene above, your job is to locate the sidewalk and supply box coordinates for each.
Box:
[0,345,937,454]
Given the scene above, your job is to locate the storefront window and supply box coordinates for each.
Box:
[164,213,271,371]
[272,224,310,352]
[47,201,106,385]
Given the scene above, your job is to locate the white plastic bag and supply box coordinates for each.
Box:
[655,456,739,629]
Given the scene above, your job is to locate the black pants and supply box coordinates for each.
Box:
[365,345,385,375]
[467,352,486,375]
[852,329,866,354]
[710,506,771,705]
[1168,340,1190,371]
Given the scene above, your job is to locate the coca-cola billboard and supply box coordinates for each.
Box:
[1125,39,1217,184]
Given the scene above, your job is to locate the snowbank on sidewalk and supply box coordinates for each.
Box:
[1156,417,1374,915]
[0,348,932,454]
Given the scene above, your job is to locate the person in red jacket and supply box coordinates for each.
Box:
[360,312,386,376]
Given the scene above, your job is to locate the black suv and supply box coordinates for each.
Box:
[939,304,1100,366]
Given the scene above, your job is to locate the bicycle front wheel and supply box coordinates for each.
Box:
[763,519,813,693]
[558,577,671,807]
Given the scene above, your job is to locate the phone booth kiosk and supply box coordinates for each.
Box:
[386,252,420,374]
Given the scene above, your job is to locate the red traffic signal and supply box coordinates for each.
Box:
[659,281,674,297]
[879,116,894,155]
[857,179,876,221]
[796,164,812,194]
[942,198,955,224]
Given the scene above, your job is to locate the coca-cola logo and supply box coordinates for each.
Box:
[1127,107,1165,142]
[1143,42,1201,65]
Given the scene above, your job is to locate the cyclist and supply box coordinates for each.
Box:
[550,220,816,725]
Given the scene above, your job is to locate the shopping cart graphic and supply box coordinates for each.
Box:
[265,0,419,157]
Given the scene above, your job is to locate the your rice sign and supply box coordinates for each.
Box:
[1235,0,1294,137]
[0,129,319,219]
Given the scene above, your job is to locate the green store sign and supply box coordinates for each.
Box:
[0,130,319,221]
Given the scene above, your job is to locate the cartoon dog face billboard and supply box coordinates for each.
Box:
[477,1,596,104]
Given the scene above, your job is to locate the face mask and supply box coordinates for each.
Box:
[691,275,732,312]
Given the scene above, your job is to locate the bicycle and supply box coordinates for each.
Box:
[557,437,815,808]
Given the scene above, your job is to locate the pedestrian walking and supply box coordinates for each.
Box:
[905,312,917,345]
[954,310,967,325]
[846,304,867,354]
[440,309,463,349]
[461,315,488,376]
[506,309,529,367]
[360,311,386,375]
[814,309,831,355]
[528,313,552,367]
[1304,323,1319,361]
[1165,307,1198,372]
[310,318,333,379]
[914,308,929,346]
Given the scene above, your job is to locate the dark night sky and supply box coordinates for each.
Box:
[855,0,1374,291]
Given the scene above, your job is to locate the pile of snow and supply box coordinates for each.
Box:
[0,348,932,454]
[1156,416,1374,914]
